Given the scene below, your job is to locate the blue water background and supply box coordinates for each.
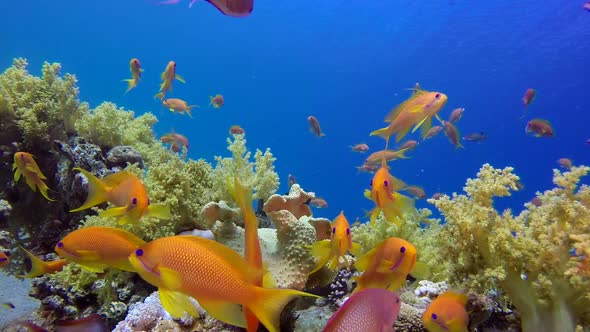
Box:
[2,0,589,221]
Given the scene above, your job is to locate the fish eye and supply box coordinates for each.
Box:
[400,246,406,253]
[147,198,151,205]
[384,180,388,187]
[135,249,144,257]
[396,298,400,303]
[346,228,350,235]
[57,242,64,248]
[370,179,373,187]
[332,227,336,234]
[132,197,137,206]
[431,313,438,320]
[435,93,441,99]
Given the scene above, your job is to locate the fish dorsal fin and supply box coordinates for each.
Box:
[95,227,146,246]
[101,171,135,187]
[176,236,261,279]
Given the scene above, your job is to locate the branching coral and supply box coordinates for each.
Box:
[210,134,279,202]
[429,163,590,332]
[0,58,87,148]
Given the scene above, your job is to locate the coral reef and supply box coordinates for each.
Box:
[264,184,315,219]
[429,163,590,332]
[210,134,279,202]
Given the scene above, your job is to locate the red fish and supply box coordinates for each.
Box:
[462,132,487,142]
[308,116,326,137]
[229,125,245,135]
[557,158,573,170]
[350,144,369,153]
[525,118,554,138]
[309,198,328,208]
[210,94,225,108]
[159,0,254,17]
[323,288,401,332]
[448,108,464,123]
[522,88,536,106]
[423,126,443,140]
[442,121,463,148]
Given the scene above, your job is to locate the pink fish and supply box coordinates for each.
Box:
[158,0,254,17]
[350,143,369,153]
[323,288,401,332]
[308,116,326,137]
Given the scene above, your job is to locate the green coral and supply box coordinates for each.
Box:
[211,134,279,202]
[0,58,87,148]
[429,163,590,332]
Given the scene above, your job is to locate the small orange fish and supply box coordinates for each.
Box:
[526,118,554,138]
[20,246,67,278]
[129,235,317,332]
[557,158,573,169]
[155,61,185,100]
[402,185,426,199]
[422,291,469,332]
[522,88,536,106]
[229,125,245,135]
[423,125,443,140]
[70,168,172,224]
[308,116,326,137]
[0,251,10,268]
[442,121,463,149]
[13,152,54,201]
[449,108,464,123]
[322,288,401,332]
[353,237,417,293]
[350,144,369,153]
[158,0,254,17]
[364,148,409,166]
[371,88,448,146]
[209,94,225,108]
[308,211,361,274]
[55,226,146,273]
[123,58,143,93]
[163,98,198,117]
[364,161,415,225]
[161,132,189,152]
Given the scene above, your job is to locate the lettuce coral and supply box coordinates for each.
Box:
[210,134,279,202]
[429,163,590,332]
[0,58,87,148]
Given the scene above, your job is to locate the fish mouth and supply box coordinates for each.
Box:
[434,318,449,331]
[57,247,81,259]
[134,255,160,277]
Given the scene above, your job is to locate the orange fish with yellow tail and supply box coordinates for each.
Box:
[123,58,143,93]
[308,211,361,275]
[364,161,416,225]
[129,235,319,332]
[0,251,10,268]
[353,237,421,293]
[20,246,67,278]
[70,168,172,224]
[371,88,447,147]
[422,290,469,332]
[13,152,54,201]
[55,226,146,273]
[155,61,185,100]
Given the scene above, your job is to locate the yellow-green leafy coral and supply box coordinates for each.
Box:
[76,102,158,159]
[429,163,590,332]
[0,58,87,147]
[211,134,279,202]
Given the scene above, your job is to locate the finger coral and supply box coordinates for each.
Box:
[429,163,590,332]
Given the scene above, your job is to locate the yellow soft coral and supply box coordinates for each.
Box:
[429,163,590,332]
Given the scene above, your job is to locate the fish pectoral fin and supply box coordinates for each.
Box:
[147,204,172,220]
[160,266,183,290]
[74,250,101,261]
[24,176,37,192]
[354,246,378,272]
[308,240,332,275]
[410,262,431,280]
[99,207,128,218]
[159,288,200,318]
[77,262,107,273]
[175,74,186,83]
[198,297,246,328]
[13,168,21,181]
[376,259,396,274]
[349,242,362,257]
[363,189,372,200]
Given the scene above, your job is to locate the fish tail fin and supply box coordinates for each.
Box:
[123,79,136,93]
[308,240,332,275]
[155,92,165,100]
[370,126,390,139]
[37,180,54,201]
[20,246,49,278]
[228,176,258,228]
[248,287,319,332]
[69,168,109,212]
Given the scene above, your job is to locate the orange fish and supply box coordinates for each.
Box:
[350,144,369,153]
[322,288,401,332]
[526,118,554,138]
[0,251,10,268]
[163,98,198,117]
[161,132,189,152]
[54,314,108,332]
[308,211,361,274]
[123,58,143,93]
[70,168,172,224]
[229,125,245,135]
[20,246,67,278]
[522,88,536,106]
[422,291,469,332]
[55,226,146,273]
[158,0,254,17]
[353,237,417,293]
[209,94,225,108]
[402,185,426,199]
[308,116,326,137]
[371,88,448,147]
[442,120,463,149]
[364,148,409,166]
[129,235,317,332]
[13,152,54,201]
[155,61,185,100]
[557,158,573,170]
[364,162,415,225]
